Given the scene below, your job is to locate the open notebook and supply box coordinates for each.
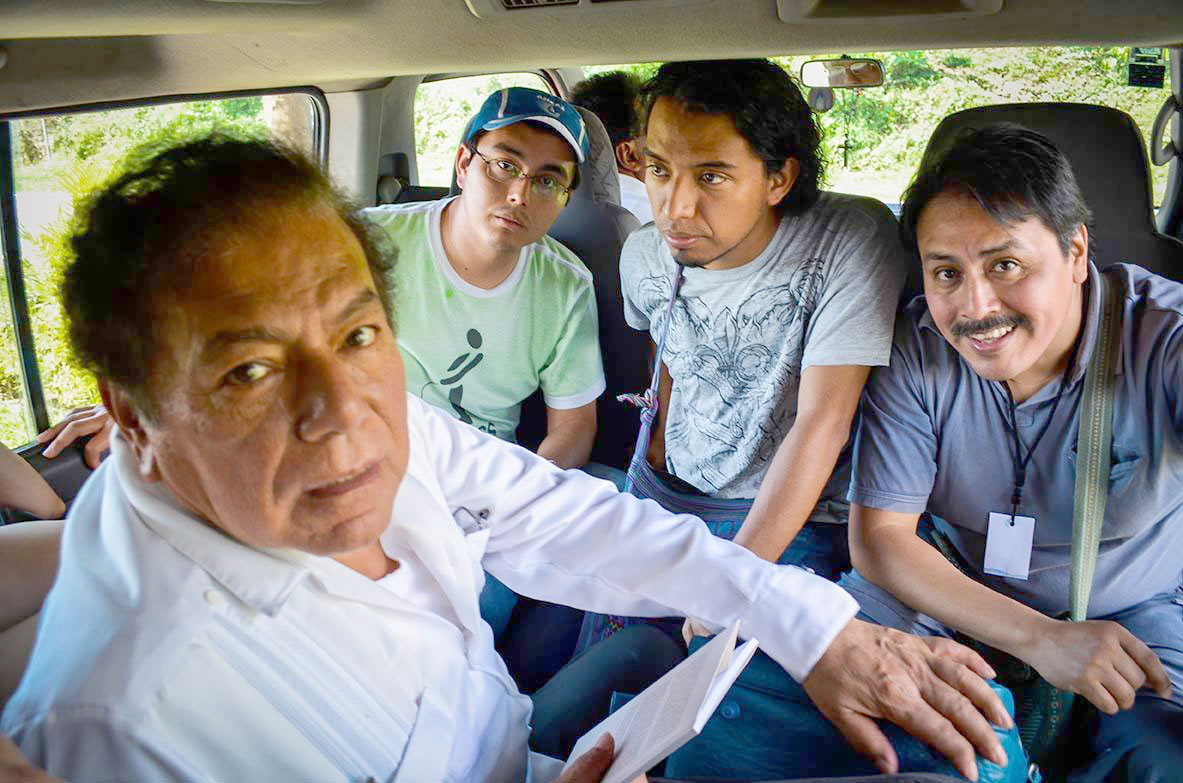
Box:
[561,621,760,783]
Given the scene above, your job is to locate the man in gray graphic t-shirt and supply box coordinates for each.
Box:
[618,59,906,582]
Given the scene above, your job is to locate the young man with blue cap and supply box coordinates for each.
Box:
[364,87,604,469]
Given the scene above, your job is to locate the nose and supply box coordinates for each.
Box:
[505,174,530,206]
[961,271,1002,319]
[294,353,366,443]
[662,174,697,221]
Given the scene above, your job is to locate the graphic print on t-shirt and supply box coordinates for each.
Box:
[420,328,497,436]
[636,257,826,491]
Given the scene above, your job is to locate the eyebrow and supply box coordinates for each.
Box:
[641,147,735,170]
[923,239,1018,263]
[199,288,380,363]
[488,141,572,177]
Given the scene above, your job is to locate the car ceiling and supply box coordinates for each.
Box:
[0,0,1180,115]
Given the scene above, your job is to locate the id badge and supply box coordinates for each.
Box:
[983,511,1035,580]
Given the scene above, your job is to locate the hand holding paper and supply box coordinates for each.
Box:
[561,622,758,783]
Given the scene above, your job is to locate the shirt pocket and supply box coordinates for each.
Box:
[453,506,492,560]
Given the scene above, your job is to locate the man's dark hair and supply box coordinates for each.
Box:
[639,59,823,215]
[63,133,395,416]
[899,123,1093,257]
[569,71,642,148]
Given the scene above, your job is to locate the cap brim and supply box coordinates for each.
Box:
[480,114,586,164]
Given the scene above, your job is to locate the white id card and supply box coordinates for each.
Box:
[983,511,1035,580]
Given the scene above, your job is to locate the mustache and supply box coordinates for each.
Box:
[951,313,1029,338]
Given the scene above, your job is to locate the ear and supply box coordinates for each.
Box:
[100,380,162,482]
[454,144,474,191]
[616,139,642,176]
[766,157,800,207]
[1067,223,1089,284]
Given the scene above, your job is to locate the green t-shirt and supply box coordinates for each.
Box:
[363,197,605,441]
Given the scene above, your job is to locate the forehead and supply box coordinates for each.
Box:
[166,200,375,329]
[644,97,758,164]
[478,122,576,170]
[916,191,1053,254]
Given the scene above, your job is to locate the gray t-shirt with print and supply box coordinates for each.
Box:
[620,192,908,501]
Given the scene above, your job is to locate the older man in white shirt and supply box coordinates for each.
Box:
[1,136,1008,783]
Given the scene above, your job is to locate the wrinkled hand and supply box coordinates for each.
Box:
[37,404,113,469]
[0,733,60,783]
[1024,618,1172,714]
[803,619,1011,782]
[556,734,646,783]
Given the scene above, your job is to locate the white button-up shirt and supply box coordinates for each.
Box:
[2,394,856,782]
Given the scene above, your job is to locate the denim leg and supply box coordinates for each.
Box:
[478,572,519,641]
[580,462,628,491]
[1067,591,1183,783]
[776,520,851,582]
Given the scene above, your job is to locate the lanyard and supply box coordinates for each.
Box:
[1003,332,1084,520]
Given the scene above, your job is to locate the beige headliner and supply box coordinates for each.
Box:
[0,0,1179,114]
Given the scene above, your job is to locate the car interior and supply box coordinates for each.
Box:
[2,0,1183,772]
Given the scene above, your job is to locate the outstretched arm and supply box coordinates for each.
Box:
[851,503,1173,715]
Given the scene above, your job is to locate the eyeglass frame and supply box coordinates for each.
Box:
[466,145,577,206]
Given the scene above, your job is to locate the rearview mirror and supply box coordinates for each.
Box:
[800,58,885,89]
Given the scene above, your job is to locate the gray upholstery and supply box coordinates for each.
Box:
[920,103,1183,281]
[452,106,644,467]
[546,107,644,469]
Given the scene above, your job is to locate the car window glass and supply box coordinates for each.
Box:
[414,72,552,187]
[2,92,321,445]
[591,47,1172,211]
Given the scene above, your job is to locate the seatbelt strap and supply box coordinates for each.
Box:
[619,266,685,494]
[1069,268,1124,622]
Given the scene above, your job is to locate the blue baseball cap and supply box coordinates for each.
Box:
[466,87,588,164]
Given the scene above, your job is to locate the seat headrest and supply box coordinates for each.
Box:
[919,103,1183,278]
[448,105,621,205]
[571,105,621,206]
[921,103,1155,239]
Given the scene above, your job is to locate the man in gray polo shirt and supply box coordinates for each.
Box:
[846,123,1179,780]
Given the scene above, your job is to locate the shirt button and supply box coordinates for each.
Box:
[719,700,741,720]
[204,589,226,607]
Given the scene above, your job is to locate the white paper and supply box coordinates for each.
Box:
[983,511,1036,580]
[560,621,758,783]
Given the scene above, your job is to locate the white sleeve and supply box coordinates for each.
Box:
[413,396,857,682]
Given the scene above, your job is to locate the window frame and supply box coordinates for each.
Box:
[0,86,328,441]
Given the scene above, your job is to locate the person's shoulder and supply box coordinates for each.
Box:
[620,223,666,267]
[530,235,593,288]
[1116,262,1183,318]
[359,198,441,231]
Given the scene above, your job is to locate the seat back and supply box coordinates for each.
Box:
[919,103,1183,281]
[451,107,644,466]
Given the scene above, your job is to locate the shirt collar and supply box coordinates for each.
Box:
[110,433,312,617]
[914,259,1120,389]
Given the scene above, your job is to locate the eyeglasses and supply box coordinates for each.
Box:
[470,148,574,205]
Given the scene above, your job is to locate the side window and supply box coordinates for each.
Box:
[414,72,553,187]
[0,91,322,446]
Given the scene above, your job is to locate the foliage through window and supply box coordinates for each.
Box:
[587,47,1172,208]
[414,72,553,187]
[1,92,320,447]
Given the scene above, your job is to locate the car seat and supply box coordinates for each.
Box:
[451,107,644,468]
[919,103,1183,281]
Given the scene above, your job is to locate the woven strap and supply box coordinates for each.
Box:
[621,266,685,494]
[1068,269,1124,622]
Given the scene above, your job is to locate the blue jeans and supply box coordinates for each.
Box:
[840,570,1183,782]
